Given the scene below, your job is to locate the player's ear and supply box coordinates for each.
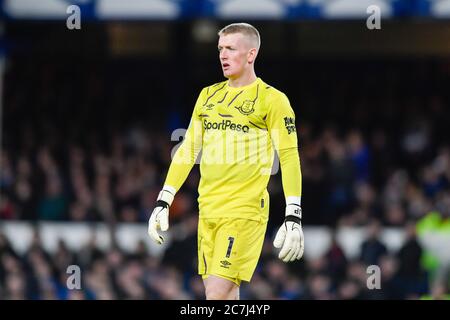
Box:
[247,48,257,64]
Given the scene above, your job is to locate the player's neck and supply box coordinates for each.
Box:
[227,72,257,88]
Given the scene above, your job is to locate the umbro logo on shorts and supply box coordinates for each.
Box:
[220,260,232,269]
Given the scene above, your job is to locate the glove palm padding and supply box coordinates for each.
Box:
[273,214,304,263]
[148,200,169,244]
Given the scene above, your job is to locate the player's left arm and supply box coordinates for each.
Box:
[265,92,304,262]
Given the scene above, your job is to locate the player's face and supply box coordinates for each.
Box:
[218,33,252,79]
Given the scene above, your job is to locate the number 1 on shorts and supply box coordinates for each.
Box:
[226,236,235,258]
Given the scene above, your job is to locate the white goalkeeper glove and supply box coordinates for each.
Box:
[148,186,175,245]
[273,201,304,262]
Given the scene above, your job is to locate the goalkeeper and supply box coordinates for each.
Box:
[148,23,304,300]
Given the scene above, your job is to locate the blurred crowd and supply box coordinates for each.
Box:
[2,59,450,229]
[1,53,450,299]
[1,119,449,230]
[1,217,448,300]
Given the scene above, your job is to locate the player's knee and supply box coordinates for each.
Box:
[205,285,230,300]
[205,282,238,300]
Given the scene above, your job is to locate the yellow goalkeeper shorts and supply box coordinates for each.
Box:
[198,216,268,286]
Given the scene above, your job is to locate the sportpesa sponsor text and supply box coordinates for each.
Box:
[203,119,250,133]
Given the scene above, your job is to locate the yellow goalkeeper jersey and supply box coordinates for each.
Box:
[166,77,299,221]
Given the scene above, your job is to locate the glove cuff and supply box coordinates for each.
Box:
[285,203,302,219]
[285,215,301,224]
[286,196,301,206]
[155,200,169,208]
[157,185,176,206]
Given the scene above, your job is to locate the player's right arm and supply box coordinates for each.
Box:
[148,88,206,244]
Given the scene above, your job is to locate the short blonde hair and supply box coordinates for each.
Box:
[218,23,260,50]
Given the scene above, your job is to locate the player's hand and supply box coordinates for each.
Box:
[273,204,304,262]
[148,187,175,245]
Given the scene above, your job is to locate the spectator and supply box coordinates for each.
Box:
[360,219,388,266]
[397,220,427,297]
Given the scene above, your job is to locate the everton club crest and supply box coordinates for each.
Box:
[235,100,255,115]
